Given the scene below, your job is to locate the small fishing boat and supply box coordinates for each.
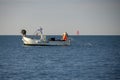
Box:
[21,27,71,46]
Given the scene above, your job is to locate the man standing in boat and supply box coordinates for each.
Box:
[38,27,44,41]
[62,32,68,41]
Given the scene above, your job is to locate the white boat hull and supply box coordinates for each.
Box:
[22,37,70,46]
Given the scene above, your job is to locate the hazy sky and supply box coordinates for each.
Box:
[0,0,120,35]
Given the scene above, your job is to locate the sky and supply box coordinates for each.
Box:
[0,0,120,35]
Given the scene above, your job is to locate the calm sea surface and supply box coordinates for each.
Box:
[0,35,120,80]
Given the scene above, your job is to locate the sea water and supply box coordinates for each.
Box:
[0,35,120,80]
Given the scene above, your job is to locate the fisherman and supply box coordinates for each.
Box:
[21,29,26,37]
[62,32,68,41]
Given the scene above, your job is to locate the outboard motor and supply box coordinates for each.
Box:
[21,29,26,36]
